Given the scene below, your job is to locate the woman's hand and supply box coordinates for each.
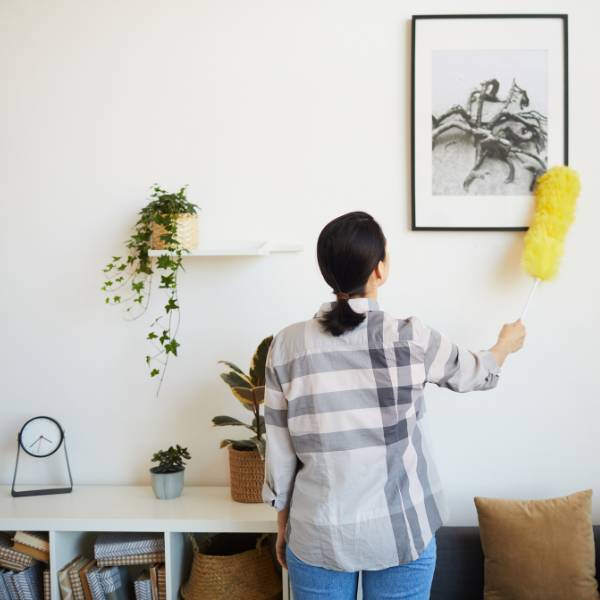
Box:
[275,531,287,569]
[490,320,527,367]
[275,506,289,569]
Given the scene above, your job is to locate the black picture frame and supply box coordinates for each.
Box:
[411,14,569,231]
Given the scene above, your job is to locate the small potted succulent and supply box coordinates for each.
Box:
[214,336,273,503]
[150,444,191,500]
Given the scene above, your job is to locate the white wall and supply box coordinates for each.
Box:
[1,0,598,525]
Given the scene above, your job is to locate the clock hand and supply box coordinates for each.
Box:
[40,435,53,444]
[27,435,42,449]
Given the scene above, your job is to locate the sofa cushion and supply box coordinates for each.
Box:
[474,489,599,600]
[430,527,484,600]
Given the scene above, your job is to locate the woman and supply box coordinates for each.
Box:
[262,211,525,600]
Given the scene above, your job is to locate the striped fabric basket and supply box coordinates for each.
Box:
[228,447,265,503]
[150,213,198,251]
[43,569,50,600]
[94,533,165,567]
[157,565,166,600]
[0,546,36,572]
[96,552,165,567]
[180,533,281,600]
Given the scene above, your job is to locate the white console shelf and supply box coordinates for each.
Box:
[0,485,289,600]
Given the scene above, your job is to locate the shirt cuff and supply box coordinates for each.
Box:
[481,349,502,375]
[262,482,290,511]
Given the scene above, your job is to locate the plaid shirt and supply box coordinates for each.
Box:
[262,297,501,571]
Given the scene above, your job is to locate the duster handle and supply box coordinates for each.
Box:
[520,278,540,321]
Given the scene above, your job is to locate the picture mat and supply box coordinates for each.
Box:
[413,17,566,229]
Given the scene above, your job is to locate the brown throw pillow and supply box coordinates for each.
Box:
[474,489,599,600]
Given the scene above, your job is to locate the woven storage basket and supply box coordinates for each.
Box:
[229,446,265,503]
[180,533,281,600]
[150,213,198,251]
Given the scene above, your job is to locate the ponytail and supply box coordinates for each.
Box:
[316,211,386,336]
[319,296,366,337]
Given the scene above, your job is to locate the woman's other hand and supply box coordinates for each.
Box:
[275,531,287,569]
[276,506,289,569]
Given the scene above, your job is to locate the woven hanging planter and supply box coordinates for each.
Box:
[228,447,265,503]
[150,213,198,251]
[180,533,281,600]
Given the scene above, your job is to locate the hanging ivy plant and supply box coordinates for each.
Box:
[102,184,198,394]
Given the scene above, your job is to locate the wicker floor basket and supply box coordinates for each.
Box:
[180,533,281,600]
[150,213,198,251]
[229,447,265,503]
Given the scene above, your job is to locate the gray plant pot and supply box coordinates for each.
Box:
[150,468,185,500]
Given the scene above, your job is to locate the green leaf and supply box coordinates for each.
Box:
[217,361,247,376]
[150,368,160,377]
[212,415,250,428]
[147,332,157,340]
[164,297,179,312]
[157,255,175,270]
[220,371,253,390]
[165,339,180,356]
[249,335,273,386]
[159,273,175,289]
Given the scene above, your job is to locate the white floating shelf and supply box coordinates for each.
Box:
[149,240,303,257]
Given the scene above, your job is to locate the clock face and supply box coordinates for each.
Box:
[19,417,64,458]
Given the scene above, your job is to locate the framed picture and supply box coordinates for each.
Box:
[411,14,568,231]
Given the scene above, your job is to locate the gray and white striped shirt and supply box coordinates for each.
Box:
[262,297,500,571]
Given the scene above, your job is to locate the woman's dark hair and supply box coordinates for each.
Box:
[316,211,386,336]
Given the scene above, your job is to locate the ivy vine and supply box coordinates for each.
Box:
[102,185,198,394]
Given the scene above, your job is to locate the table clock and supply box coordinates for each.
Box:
[11,416,73,497]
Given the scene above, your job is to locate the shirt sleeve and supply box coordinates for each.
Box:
[412,317,501,393]
[262,340,299,511]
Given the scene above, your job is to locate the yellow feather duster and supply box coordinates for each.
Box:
[520,165,581,319]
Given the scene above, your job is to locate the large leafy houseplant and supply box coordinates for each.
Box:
[213,336,273,459]
[102,185,198,394]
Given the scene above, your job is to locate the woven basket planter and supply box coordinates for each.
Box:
[150,213,198,251]
[180,533,281,600]
[228,447,265,503]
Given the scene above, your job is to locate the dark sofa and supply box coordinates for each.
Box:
[431,526,600,599]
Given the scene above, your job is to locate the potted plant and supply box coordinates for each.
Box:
[150,444,191,500]
[214,336,273,503]
[101,185,199,394]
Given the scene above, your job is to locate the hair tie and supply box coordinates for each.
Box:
[336,291,350,301]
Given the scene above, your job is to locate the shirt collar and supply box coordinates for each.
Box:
[315,297,380,318]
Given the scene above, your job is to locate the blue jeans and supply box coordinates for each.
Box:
[286,536,436,600]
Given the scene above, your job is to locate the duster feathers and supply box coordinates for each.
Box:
[522,166,581,281]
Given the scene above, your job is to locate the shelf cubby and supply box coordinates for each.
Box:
[0,486,288,600]
[0,529,50,599]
